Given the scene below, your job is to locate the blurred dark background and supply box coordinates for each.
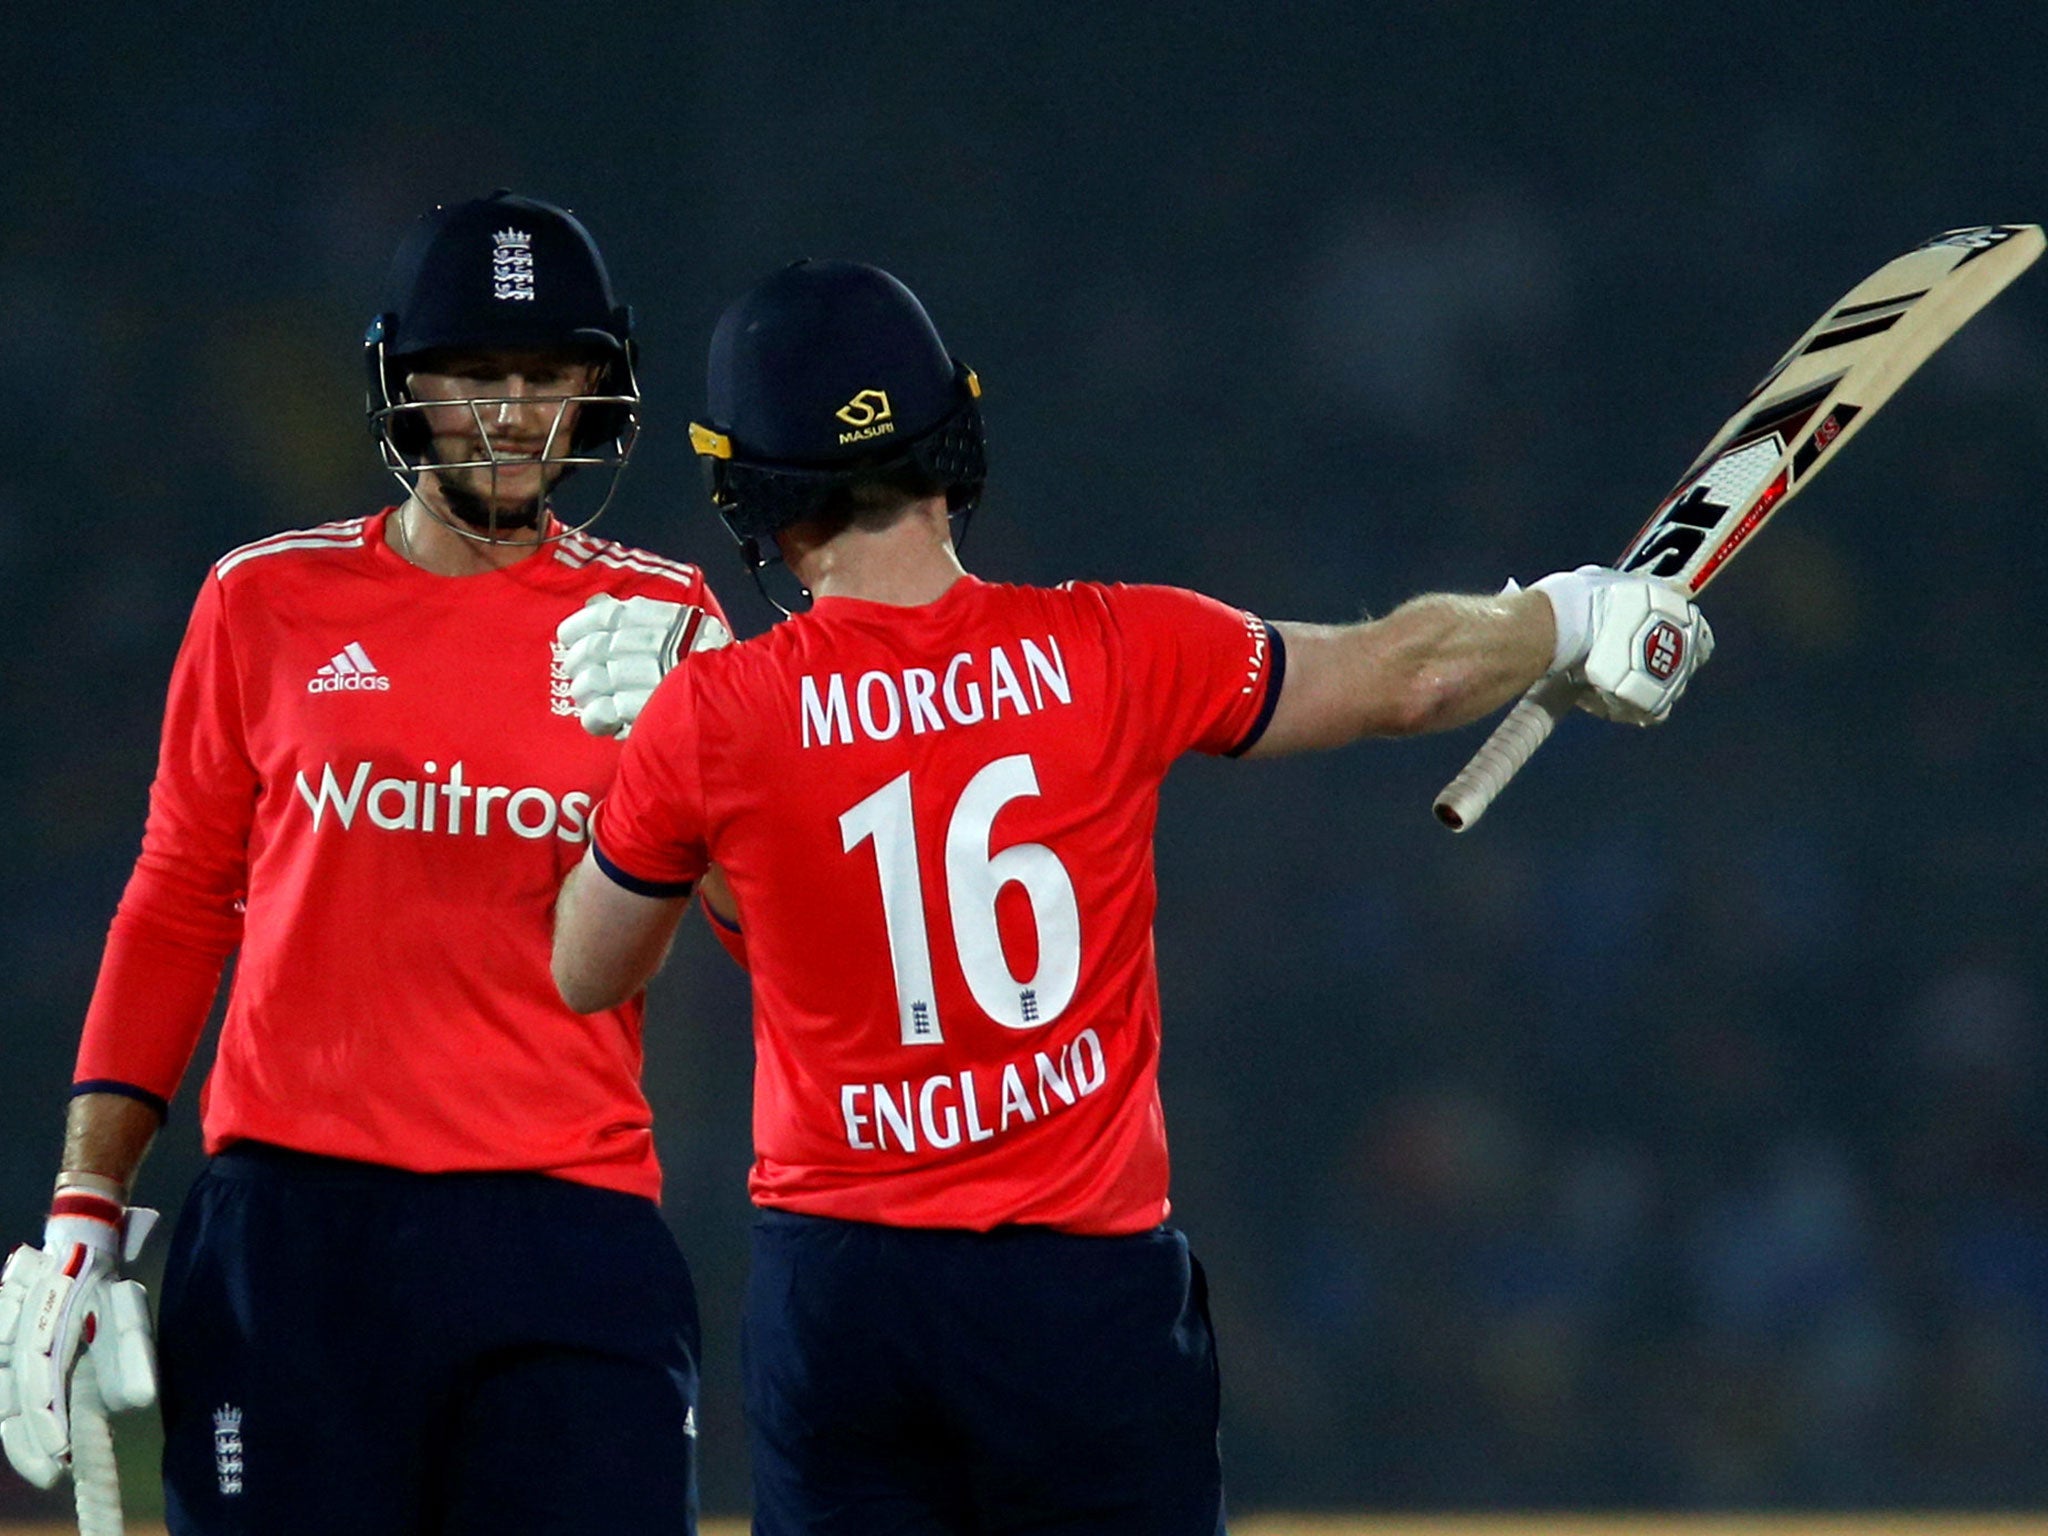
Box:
[6,0,2048,1518]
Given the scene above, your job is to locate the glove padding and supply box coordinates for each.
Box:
[0,1208,158,1490]
[557,595,732,738]
[1532,565,1715,726]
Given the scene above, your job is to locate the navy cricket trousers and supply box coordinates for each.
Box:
[157,1143,701,1536]
[744,1211,1227,1535]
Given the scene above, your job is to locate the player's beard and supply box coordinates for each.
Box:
[435,466,551,537]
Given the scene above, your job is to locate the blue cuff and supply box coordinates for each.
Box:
[591,837,697,900]
[1225,620,1288,758]
[71,1079,171,1122]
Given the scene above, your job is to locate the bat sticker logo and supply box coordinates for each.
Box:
[1919,225,2026,268]
[1791,403,1861,479]
[1642,620,1684,682]
[1624,482,1730,577]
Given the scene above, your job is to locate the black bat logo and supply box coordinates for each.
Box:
[1624,482,1728,577]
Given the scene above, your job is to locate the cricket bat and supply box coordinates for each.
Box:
[1433,223,2044,833]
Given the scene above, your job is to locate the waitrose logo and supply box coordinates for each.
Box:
[292,760,592,841]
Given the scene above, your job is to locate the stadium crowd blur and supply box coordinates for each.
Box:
[5,5,2046,1518]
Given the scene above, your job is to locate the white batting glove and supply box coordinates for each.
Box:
[556,595,732,738]
[1533,565,1714,726]
[0,1191,158,1490]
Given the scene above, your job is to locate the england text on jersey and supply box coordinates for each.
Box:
[840,1028,1109,1154]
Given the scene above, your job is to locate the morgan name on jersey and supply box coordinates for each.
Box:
[797,634,1074,749]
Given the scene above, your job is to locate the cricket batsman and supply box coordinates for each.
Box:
[551,259,1713,1531]
[0,192,730,1534]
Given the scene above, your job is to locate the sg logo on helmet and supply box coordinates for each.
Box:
[836,389,896,444]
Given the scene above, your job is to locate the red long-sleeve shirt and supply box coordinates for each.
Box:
[77,509,727,1199]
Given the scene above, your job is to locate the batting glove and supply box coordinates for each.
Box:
[556,595,732,738]
[0,1189,159,1490]
[1533,565,1714,726]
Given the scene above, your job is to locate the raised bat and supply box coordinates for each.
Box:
[1434,223,2045,832]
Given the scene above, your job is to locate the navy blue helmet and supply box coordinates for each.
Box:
[689,260,985,569]
[364,192,639,533]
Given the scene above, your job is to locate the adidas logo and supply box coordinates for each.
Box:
[308,642,391,694]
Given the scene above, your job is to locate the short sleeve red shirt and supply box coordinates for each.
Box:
[596,576,1283,1234]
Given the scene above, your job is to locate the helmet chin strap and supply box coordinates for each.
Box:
[734,533,813,619]
[728,504,974,622]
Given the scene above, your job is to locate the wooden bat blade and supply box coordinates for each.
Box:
[1434,224,2043,833]
[1618,224,2044,597]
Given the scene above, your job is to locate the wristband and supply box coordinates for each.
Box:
[53,1171,129,1205]
[48,1172,129,1263]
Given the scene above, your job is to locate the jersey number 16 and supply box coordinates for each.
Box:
[839,752,1080,1046]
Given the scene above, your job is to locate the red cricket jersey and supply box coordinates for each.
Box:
[75,510,728,1200]
[595,576,1283,1234]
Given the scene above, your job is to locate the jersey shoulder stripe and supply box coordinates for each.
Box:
[553,534,704,589]
[213,519,368,579]
[555,531,703,579]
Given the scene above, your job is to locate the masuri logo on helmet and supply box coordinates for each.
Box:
[835,389,895,441]
[689,260,987,584]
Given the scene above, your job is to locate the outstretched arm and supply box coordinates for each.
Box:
[552,851,693,1014]
[1247,588,1556,756]
[1246,567,1711,757]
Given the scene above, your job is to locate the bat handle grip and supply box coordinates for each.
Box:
[70,1358,125,1536]
[1433,674,1582,832]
